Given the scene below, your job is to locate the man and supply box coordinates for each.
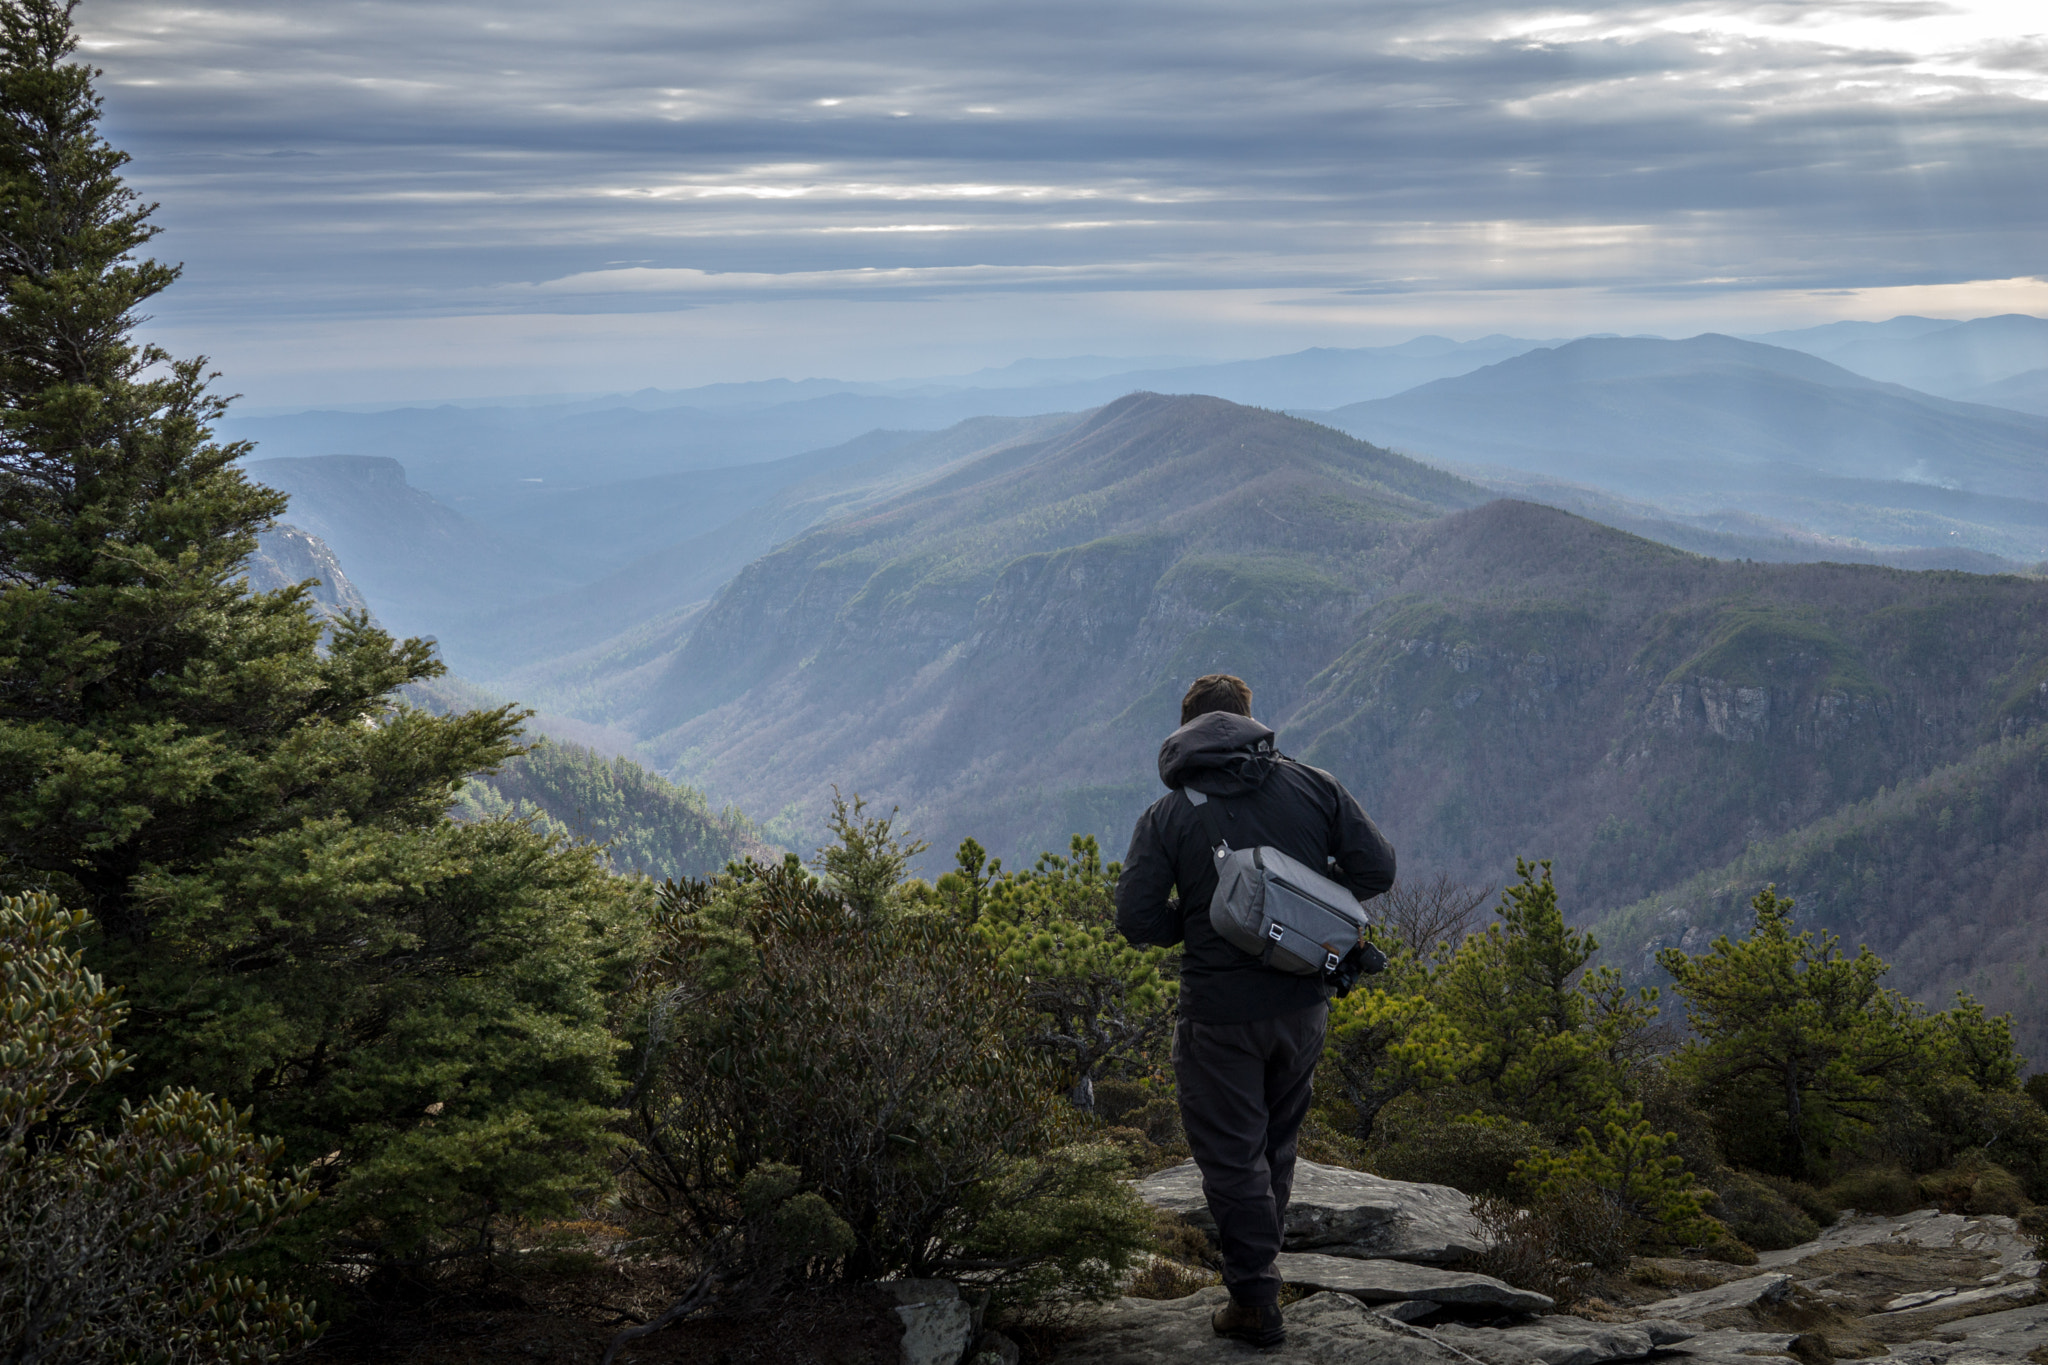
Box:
[1115,673,1395,1348]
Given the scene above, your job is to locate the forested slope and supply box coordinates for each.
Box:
[455,737,774,879]
[1589,726,2048,1063]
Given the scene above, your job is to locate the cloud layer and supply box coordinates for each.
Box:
[84,0,2048,402]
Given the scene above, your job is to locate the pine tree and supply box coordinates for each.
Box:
[0,0,512,935]
[0,0,644,1269]
[1658,886,1918,1179]
[1320,954,1470,1142]
[969,835,1178,1109]
[1435,860,1659,1134]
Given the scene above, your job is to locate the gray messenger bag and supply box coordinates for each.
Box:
[1185,788,1374,979]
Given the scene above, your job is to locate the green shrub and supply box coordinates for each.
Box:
[1,893,317,1364]
[1919,1156,2027,1217]
[131,816,648,1273]
[1824,1165,1922,1215]
[1692,1218,1761,1266]
[622,858,1151,1306]
[1470,1185,1634,1305]
[1435,862,1659,1139]
[1712,1173,1819,1252]
[1517,1102,1712,1251]
[1369,1091,1551,1197]
[1764,1174,1840,1229]
[971,836,1178,1110]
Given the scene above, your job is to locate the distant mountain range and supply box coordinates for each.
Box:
[218,334,1557,509]
[1313,333,2048,563]
[1748,314,2048,401]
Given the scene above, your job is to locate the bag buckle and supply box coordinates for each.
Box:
[1323,951,1341,973]
[1267,922,1286,943]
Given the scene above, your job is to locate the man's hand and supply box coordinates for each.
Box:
[1325,939,1388,997]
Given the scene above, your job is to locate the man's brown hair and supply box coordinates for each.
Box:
[1181,673,1253,725]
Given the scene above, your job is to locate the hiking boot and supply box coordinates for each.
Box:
[1211,1296,1285,1348]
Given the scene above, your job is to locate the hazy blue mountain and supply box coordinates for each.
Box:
[459,412,1086,683]
[1038,334,1555,410]
[1742,315,1961,351]
[243,455,567,644]
[1753,313,2048,397]
[635,392,1487,849]
[1314,333,2048,560]
[216,335,1553,518]
[1466,469,2025,574]
[244,412,1094,689]
[1964,366,2048,417]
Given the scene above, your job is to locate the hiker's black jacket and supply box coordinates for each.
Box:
[1114,712,1396,1024]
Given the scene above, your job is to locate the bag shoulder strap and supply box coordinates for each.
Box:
[1183,787,1231,860]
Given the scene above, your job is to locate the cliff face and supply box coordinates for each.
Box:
[245,523,373,621]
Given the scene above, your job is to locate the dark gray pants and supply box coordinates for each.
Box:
[1172,1001,1327,1308]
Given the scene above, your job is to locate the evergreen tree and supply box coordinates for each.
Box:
[0,0,644,1268]
[1658,886,1919,1179]
[1435,860,1658,1133]
[1,893,318,1363]
[1320,952,1470,1142]
[968,835,1178,1110]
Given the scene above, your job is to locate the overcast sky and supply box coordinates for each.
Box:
[85,0,2047,406]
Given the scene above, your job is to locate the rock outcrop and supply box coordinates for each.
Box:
[1134,1159,1487,1264]
[886,1280,976,1365]
[1274,1252,1552,1313]
[1428,1317,1693,1365]
[1052,1287,1478,1365]
[1084,1195,2048,1365]
[1634,1272,1793,1323]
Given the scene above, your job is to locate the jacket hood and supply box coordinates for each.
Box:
[1158,712,1279,796]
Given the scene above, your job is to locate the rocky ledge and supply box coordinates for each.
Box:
[1060,1173,2048,1365]
[1133,1158,1488,1264]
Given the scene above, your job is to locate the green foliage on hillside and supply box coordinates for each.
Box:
[1334,867,2044,1268]
[1645,601,1881,696]
[456,737,771,880]
[1592,725,2048,1066]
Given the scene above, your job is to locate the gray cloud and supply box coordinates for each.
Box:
[80,0,2048,399]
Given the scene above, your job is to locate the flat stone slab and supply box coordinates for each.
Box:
[1134,1159,1487,1264]
[1425,1316,1692,1365]
[1276,1252,1553,1314]
[1757,1210,2037,1277]
[1661,1329,1800,1365]
[1051,1286,1480,1364]
[1884,1301,2048,1365]
[1881,1281,2041,1317]
[1635,1272,1792,1322]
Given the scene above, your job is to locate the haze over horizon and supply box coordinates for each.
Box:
[87,0,2046,408]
